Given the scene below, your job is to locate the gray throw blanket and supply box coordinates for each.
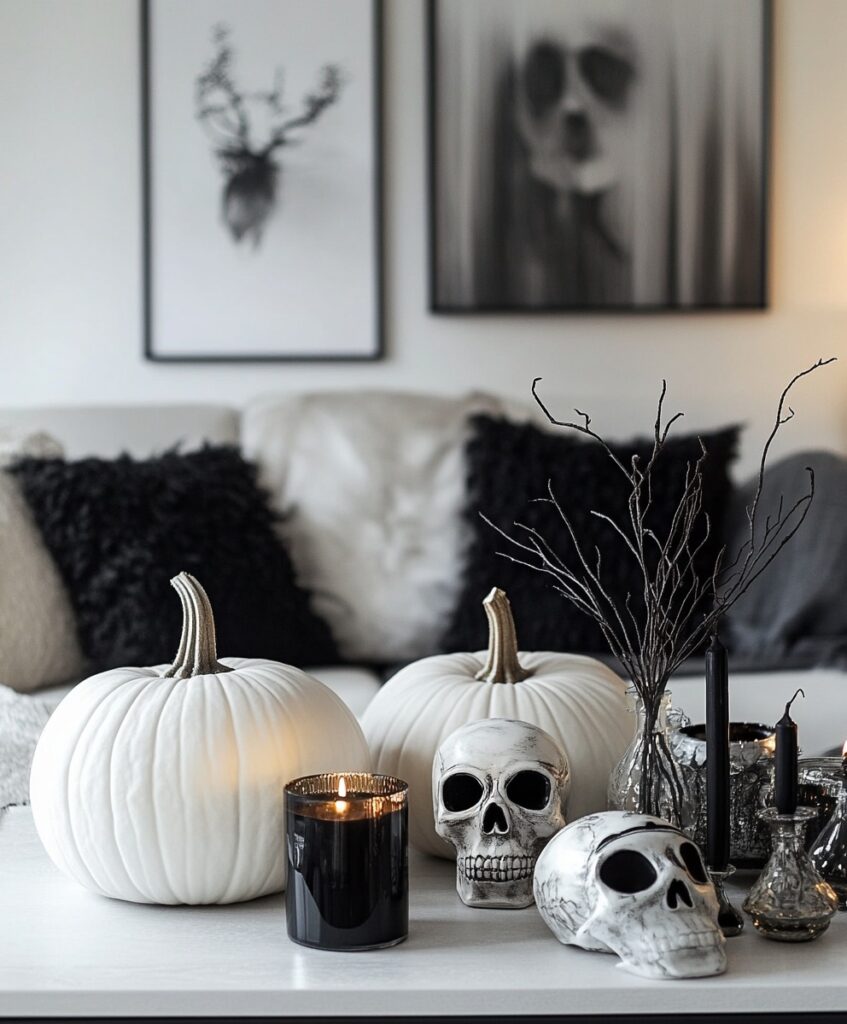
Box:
[723,450,847,668]
[0,685,51,810]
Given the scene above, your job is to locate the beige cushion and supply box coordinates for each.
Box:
[243,390,504,662]
[0,472,85,692]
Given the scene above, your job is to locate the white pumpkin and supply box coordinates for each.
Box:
[30,572,371,905]
[362,588,633,858]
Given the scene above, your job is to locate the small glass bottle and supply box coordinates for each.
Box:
[809,774,847,909]
[743,807,838,941]
[608,688,689,827]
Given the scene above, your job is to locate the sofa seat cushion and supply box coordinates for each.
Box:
[671,667,847,757]
[31,665,381,721]
[243,390,504,663]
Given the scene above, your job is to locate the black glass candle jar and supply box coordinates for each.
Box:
[285,773,408,951]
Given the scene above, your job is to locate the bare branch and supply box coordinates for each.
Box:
[493,362,835,711]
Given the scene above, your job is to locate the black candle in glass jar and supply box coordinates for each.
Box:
[285,773,408,951]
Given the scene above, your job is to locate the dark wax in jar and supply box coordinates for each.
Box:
[285,773,408,951]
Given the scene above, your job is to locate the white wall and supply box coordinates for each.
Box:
[1,0,847,473]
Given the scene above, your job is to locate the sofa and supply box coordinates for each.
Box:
[1,390,845,756]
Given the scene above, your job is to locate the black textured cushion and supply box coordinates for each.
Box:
[10,446,339,669]
[442,415,739,654]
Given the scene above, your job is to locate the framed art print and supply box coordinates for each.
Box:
[143,0,382,361]
[429,0,770,312]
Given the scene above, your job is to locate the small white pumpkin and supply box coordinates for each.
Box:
[30,572,371,905]
[362,588,633,858]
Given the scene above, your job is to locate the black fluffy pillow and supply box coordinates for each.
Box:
[442,415,739,654]
[10,446,339,669]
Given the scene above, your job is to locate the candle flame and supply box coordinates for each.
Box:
[334,775,348,815]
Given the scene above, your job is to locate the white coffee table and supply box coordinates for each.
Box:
[2,806,847,1022]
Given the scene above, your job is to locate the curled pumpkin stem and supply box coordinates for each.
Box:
[162,572,233,678]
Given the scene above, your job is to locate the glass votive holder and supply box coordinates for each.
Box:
[809,772,847,909]
[285,772,408,951]
[743,807,838,942]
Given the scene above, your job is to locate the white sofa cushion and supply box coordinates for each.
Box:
[243,390,504,663]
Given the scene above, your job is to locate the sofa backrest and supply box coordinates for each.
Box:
[0,404,239,458]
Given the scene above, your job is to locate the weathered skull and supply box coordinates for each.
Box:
[433,719,569,908]
[534,811,726,979]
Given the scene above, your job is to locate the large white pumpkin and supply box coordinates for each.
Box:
[362,589,633,857]
[30,573,371,905]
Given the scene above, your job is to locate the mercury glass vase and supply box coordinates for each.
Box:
[607,688,689,828]
[743,807,838,941]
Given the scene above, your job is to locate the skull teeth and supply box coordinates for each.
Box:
[653,931,724,954]
[457,855,534,882]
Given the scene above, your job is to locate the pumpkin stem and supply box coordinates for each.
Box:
[475,588,531,684]
[162,572,233,678]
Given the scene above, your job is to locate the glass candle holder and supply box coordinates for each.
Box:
[798,758,845,848]
[285,773,408,951]
[809,774,847,909]
[708,866,744,937]
[743,807,838,942]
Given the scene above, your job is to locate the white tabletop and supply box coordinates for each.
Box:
[3,807,847,1019]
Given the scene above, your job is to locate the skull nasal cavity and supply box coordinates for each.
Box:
[666,879,694,910]
[482,803,509,834]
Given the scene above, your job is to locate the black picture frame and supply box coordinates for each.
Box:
[142,0,384,362]
[427,0,772,314]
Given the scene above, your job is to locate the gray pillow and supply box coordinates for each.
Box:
[723,450,847,668]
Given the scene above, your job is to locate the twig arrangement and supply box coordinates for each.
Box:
[486,359,835,821]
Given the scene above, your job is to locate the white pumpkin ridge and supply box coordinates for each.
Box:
[30,572,371,905]
[362,588,633,858]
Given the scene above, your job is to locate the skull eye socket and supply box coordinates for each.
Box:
[680,842,708,884]
[505,770,551,810]
[599,849,658,894]
[577,46,634,107]
[524,41,565,117]
[442,773,484,812]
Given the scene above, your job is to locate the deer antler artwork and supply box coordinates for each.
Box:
[195,24,343,247]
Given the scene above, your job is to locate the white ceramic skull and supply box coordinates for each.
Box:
[534,811,726,979]
[433,719,569,908]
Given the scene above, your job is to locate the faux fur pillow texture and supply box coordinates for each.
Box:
[443,415,739,655]
[242,390,506,663]
[10,446,339,670]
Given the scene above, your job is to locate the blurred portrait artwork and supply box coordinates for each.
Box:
[429,0,769,311]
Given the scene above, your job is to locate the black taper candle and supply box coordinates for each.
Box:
[774,689,804,815]
[705,634,730,871]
